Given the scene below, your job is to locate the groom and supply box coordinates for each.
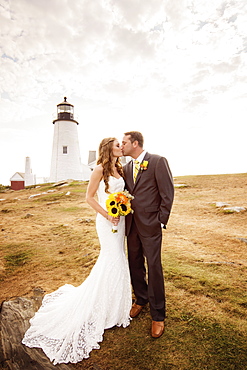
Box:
[122,131,174,338]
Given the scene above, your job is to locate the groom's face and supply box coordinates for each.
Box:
[121,135,134,157]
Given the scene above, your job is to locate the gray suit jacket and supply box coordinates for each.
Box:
[123,152,174,237]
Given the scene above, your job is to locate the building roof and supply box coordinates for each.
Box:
[10,172,25,181]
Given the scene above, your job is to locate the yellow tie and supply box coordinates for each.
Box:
[133,160,140,183]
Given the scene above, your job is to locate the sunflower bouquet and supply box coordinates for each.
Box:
[106,190,134,233]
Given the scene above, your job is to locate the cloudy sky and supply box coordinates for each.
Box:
[0,0,246,185]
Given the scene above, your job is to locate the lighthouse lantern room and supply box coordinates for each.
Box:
[49,97,83,183]
[56,97,76,122]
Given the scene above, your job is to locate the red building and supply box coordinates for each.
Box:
[10,172,25,190]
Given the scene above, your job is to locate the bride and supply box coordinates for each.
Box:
[22,137,132,364]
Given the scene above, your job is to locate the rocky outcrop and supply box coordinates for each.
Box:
[0,289,73,370]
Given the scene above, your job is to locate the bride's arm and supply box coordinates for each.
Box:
[86,165,118,224]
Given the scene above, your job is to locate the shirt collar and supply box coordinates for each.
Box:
[133,150,146,164]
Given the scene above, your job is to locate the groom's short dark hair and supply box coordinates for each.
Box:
[124,131,144,148]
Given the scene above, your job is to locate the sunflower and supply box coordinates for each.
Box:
[106,195,119,217]
[108,205,119,217]
[119,202,132,216]
[106,195,117,209]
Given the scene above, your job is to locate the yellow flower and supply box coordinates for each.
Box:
[106,190,134,232]
[106,193,116,207]
[140,160,148,171]
[108,205,119,217]
[106,194,119,217]
[119,202,131,216]
[106,191,134,218]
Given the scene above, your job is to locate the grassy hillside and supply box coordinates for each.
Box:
[0,174,247,370]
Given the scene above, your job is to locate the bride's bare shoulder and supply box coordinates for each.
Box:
[90,164,103,181]
[93,164,103,174]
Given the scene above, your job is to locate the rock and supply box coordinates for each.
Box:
[78,218,93,224]
[223,206,246,213]
[214,202,246,213]
[0,289,74,369]
[237,238,247,244]
[24,214,34,219]
[215,202,230,207]
[29,194,42,199]
[29,193,48,199]
[52,180,73,187]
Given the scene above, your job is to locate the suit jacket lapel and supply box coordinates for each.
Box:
[125,160,135,191]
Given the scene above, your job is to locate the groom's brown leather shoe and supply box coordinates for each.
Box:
[130,303,144,318]
[151,321,164,338]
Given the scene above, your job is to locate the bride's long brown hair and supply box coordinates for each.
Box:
[97,137,124,193]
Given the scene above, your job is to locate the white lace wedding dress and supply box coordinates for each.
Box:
[22,176,132,364]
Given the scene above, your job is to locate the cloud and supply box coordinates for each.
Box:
[0,0,247,184]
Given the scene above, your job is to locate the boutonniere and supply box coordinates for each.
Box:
[140,160,148,171]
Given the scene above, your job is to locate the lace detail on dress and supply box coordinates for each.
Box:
[23,321,102,364]
[22,176,132,364]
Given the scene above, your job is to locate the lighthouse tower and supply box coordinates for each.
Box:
[24,156,36,186]
[49,97,84,182]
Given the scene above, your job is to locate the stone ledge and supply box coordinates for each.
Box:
[0,289,73,369]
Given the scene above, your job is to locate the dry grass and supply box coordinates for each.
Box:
[0,174,247,369]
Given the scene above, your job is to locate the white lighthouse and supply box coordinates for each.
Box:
[50,97,90,182]
[24,156,36,186]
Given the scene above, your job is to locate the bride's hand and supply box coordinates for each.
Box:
[107,215,120,225]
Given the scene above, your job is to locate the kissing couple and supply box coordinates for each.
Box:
[22,131,174,364]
